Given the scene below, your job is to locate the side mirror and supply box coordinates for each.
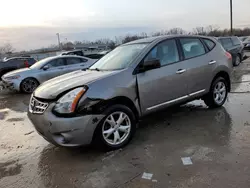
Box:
[43,65,49,71]
[139,59,161,73]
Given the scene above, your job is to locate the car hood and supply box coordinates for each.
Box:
[34,70,118,99]
[3,68,30,77]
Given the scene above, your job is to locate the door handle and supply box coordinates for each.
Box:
[176,69,186,74]
[209,60,216,65]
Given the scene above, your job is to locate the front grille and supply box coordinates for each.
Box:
[29,96,49,114]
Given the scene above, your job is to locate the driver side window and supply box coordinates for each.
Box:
[145,39,179,66]
[47,58,65,68]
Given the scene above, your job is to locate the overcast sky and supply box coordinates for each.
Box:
[0,0,249,51]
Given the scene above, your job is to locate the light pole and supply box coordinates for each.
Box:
[230,0,233,35]
[56,33,61,50]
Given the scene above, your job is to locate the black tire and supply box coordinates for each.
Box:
[234,54,241,66]
[93,104,136,151]
[203,77,228,108]
[20,78,39,94]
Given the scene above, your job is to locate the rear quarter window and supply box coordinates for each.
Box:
[203,39,216,51]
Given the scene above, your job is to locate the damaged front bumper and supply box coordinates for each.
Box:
[28,103,105,147]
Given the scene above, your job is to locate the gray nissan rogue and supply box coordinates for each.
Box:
[28,35,232,150]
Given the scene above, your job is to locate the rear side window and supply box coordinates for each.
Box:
[180,38,206,59]
[66,57,86,65]
[231,37,241,45]
[203,39,216,51]
[219,38,233,49]
[47,58,65,67]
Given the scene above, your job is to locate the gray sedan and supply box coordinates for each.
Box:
[1,55,96,93]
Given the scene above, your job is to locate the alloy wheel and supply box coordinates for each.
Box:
[213,81,226,105]
[22,79,38,93]
[102,111,131,146]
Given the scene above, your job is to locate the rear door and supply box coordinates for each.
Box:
[15,58,26,68]
[178,37,215,96]
[137,38,189,114]
[38,58,67,82]
[65,57,89,73]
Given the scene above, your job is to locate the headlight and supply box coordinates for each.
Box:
[53,87,87,114]
[5,75,20,80]
[246,44,250,47]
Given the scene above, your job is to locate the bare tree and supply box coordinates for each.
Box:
[167,28,186,35]
[0,43,15,54]
[193,27,207,35]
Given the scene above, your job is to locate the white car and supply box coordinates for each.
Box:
[2,55,97,93]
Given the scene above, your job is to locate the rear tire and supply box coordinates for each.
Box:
[93,104,136,151]
[203,77,228,108]
[20,78,39,94]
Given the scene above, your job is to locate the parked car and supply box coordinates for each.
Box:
[241,37,250,50]
[1,55,96,93]
[61,50,111,59]
[239,36,249,42]
[0,57,37,79]
[61,50,84,56]
[28,35,232,150]
[85,50,111,59]
[217,36,244,66]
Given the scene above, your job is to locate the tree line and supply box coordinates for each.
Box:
[1,26,250,54]
[61,26,250,50]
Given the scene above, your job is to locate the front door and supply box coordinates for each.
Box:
[137,39,189,114]
[39,58,67,82]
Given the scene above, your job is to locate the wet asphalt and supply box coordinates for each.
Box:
[1,54,250,188]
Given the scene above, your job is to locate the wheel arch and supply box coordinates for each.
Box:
[212,71,231,92]
[101,96,140,122]
[20,77,40,92]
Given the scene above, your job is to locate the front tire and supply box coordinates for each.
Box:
[20,78,39,94]
[94,104,136,151]
[203,77,228,108]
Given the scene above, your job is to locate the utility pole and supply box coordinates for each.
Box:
[56,33,61,50]
[230,0,233,35]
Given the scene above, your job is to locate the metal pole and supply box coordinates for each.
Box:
[56,33,61,50]
[230,0,233,35]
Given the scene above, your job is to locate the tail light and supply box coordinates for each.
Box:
[24,61,29,67]
[225,52,232,60]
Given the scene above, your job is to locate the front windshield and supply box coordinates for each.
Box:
[30,57,53,69]
[89,43,148,71]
